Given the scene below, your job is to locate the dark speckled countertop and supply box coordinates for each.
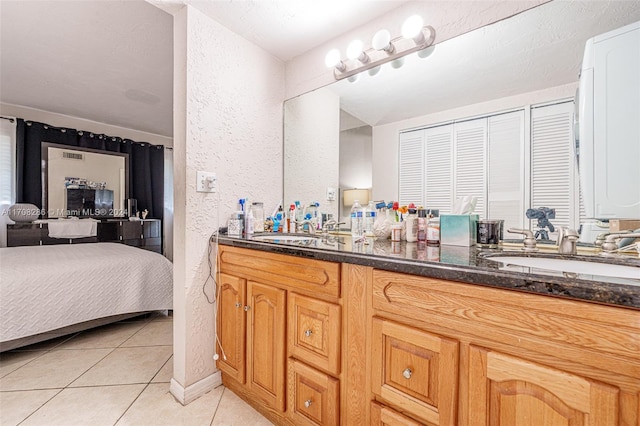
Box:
[218,234,640,310]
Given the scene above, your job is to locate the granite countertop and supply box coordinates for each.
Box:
[218,234,640,310]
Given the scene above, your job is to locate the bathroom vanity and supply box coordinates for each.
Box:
[216,235,640,425]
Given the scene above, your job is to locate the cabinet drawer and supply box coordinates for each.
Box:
[372,318,458,425]
[371,401,426,426]
[219,245,340,297]
[288,359,339,426]
[289,293,341,375]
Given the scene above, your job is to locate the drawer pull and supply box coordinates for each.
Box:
[304,399,312,408]
[244,305,250,311]
[304,329,313,337]
[402,368,412,379]
[235,302,242,308]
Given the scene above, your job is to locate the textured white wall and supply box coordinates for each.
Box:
[172,5,284,394]
[284,1,547,100]
[372,83,577,202]
[284,88,340,220]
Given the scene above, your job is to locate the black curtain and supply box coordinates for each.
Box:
[16,119,164,220]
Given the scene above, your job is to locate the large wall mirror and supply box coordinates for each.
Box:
[284,1,640,227]
[42,143,129,218]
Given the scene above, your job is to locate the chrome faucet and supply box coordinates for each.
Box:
[600,232,640,255]
[557,226,579,255]
[300,219,316,235]
[507,228,538,251]
[321,220,345,237]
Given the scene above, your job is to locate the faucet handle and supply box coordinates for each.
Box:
[507,228,538,251]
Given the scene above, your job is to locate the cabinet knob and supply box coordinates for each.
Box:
[235,302,242,308]
[304,399,312,408]
[304,329,313,337]
[244,305,250,312]
[402,368,412,379]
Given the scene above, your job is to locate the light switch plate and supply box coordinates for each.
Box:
[326,187,336,201]
[197,171,217,193]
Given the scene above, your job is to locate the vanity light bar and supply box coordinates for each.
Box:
[325,17,436,81]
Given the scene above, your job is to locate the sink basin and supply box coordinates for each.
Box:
[251,234,317,243]
[487,256,640,280]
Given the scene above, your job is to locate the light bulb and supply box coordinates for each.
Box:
[372,29,394,53]
[347,73,360,83]
[402,15,425,43]
[325,49,341,68]
[347,39,364,60]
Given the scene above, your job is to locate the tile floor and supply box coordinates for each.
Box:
[0,312,272,426]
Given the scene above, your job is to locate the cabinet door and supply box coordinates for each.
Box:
[247,281,286,412]
[372,318,459,425]
[468,346,619,425]
[289,293,341,375]
[216,273,246,383]
[288,358,339,426]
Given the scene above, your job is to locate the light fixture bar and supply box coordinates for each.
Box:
[332,25,435,81]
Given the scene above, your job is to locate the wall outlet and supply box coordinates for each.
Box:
[197,171,217,193]
[326,187,336,201]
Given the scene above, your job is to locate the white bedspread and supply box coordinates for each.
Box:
[43,218,99,238]
[0,243,173,343]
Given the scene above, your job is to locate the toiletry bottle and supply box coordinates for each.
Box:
[350,200,364,238]
[406,208,418,242]
[245,203,254,236]
[364,201,377,238]
[417,208,427,242]
[427,214,440,246]
[288,204,296,233]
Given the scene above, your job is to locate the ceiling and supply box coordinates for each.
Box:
[2,0,638,139]
[330,0,640,126]
[0,0,411,138]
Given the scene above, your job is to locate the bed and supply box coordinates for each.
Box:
[0,242,173,351]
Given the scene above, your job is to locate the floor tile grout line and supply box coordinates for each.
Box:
[65,346,120,389]
[111,382,151,426]
[210,386,227,426]
[15,387,65,426]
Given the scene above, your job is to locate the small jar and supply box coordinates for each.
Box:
[252,202,264,233]
[228,212,244,237]
[391,224,403,242]
[427,216,440,246]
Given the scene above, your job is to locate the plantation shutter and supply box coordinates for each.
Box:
[453,118,487,218]
[424,124,453,213]
[487,111,525,231]
[531,101,577,235]
[398,129,424,206]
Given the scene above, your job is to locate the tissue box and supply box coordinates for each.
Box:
[440,214,479,246]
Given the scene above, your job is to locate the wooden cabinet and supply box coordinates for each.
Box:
[216,273,286,412]
[371,318,458,425]
[288,359,339,426]
[217,245,341,425]
[370,269,640,426]
[288,293,341,376]
[371,401,426,426]
[246,281,286,411]
[216,246,640,425]
[468,346,619,425]
[216,273,246,383]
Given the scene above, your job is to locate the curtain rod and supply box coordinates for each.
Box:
[1,116,15,123]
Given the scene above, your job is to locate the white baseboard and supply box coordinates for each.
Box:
[170,371,222,405]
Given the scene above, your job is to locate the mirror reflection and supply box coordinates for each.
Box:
[283,1,640,237]
[42,143,129,218]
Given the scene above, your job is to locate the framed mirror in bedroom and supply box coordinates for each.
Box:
[41,142,130,219]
